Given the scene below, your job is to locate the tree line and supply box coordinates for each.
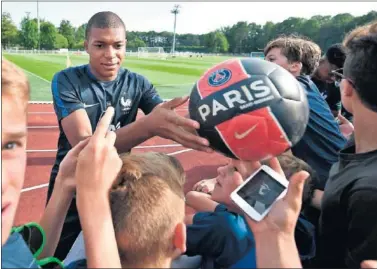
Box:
[2,11,377,53]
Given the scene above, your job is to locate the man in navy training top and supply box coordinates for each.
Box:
[48,11,211,260]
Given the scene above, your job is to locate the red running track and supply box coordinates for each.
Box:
[15,103,228,225]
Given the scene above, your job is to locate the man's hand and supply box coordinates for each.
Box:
[244,157,309,236]
[146,96,212,153]
[338,114,354,140]
[361,260,377,269]
[76,107,122,196]
[55,138,90,194]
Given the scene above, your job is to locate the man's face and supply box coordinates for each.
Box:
[85,27,126,81]
[2,96,27,245]
[314,58,339,83]
[211,159,259,206]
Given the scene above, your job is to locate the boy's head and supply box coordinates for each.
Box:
[85,11,126,81]
[110,153,186,268]
[300,38,322,76]
[119,151,186,187]
[313,44,346,83]
[211,154,315,210]
[264,36,303,77]
[343,21,377,48]
[1,59,30,245]
[272,153,316,208]
[340,34,377,115]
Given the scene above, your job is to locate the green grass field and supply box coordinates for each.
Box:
[4,53,236,101]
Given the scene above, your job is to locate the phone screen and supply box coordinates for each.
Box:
[237,170,286,215]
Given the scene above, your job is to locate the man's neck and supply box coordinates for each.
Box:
[88,64,118,82]
[353,107,377,154]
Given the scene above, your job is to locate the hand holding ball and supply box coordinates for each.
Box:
[189,58,309,161]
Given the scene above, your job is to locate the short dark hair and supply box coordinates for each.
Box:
[85,11,126,40]
[343,34,377,112]
[325,43,346,69]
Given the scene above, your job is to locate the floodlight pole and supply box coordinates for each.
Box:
[37,0,40,51]
[171,4,180,55]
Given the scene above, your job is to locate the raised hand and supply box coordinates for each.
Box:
[75,107,122,195]
[75,107,122,268]
[55,138,90,194]
[146,96,212,153]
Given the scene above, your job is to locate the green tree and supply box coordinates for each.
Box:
[40,21,57,50]
[20,15,38,49]
[127,37,146,49]
[55,33,68,49]
[58,20,75,48]
[205,31,229,53]
[75,23,87,43]
[1,12,19,48]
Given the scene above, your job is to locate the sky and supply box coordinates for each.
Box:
[2,2,376,34]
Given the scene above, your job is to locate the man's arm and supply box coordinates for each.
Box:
[51,72,92,147]
[114,97,211,153]
[61,110,92,147]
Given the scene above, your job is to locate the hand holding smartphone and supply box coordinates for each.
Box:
[231,165,289,222]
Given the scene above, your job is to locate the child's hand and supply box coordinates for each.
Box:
[76,107,122,197]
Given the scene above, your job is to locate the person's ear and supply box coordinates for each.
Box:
[289,61,302,75]
[342,79,354,98]
[172,222,186,259]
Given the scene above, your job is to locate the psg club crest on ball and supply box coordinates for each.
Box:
[208,68,232,87]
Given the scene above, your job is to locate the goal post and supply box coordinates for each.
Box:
[137,47,167,59]
[250,51,265,59]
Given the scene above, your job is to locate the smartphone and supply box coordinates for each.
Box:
[230,165,289,222]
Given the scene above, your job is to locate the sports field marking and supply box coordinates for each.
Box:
[21,68,51,84]
[28,112,55,114]
[21,183,49,193]
[26,143,184,153]
[22,147,192,193]
[28,126,59,129]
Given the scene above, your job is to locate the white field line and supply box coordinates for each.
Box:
[22,69,51,83]
[28,126,59,129]
[26,143,184,153]
[28,112,55,114]
[21,148,192,193]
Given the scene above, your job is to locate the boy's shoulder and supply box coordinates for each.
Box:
[193,204,245,226]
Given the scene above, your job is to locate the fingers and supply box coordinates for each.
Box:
[361,260,377,269]
[162,96,189,110]
[69,137,91,156]
[284,171,309,212]
[337,113,347,124]
[106,131,117,146]
[92,107,115,140]
[168,112,200,130]
[169,128,212,152]
[268,157,285,177]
